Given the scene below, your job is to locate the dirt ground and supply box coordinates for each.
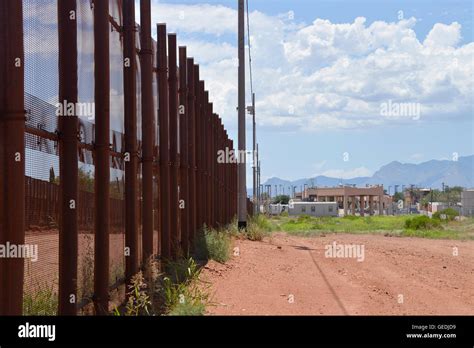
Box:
[201,233,474,315]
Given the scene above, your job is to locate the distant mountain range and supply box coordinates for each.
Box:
[252,155,474,196]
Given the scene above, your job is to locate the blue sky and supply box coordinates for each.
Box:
[23,1,473,183]
[144,0,474,182]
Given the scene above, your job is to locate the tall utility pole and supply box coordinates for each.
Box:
[237,0,247,229]
[256,143,260,214]
[251,93,257,215]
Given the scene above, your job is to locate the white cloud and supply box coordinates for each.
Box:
[424,22,461,47]
[145,2,236,36]
[320,167,373,179]
[142,3,473,132]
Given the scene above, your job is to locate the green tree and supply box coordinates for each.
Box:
[393,192,404,202]
[272,195,290,204]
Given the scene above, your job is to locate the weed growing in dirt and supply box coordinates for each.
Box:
[239,215,272,241]
[194,227,231,263]
[78,233,94,304]
[23,281,58,315]
[245,221,266,241]
[124,272,152,316]
[113,271,152,316]
[160,257,209,316]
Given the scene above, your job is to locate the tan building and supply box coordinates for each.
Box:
[295,186,390,216]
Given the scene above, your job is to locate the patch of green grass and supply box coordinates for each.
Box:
[277,215,407,233]
[23,282,58,315]
[165,257,201,284]
[243,215,272,241]
[168,300,206,316]
[194,227,231,263]
[432,208,459,221]
[268,215,474,240]
[160,257,209,316]
[405,215,441,230]
[400,229,462,239]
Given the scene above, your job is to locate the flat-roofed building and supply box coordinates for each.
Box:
[461,189,474,216]
[268,203,289,215]
[294,185,390,216]
[289,201,338,217]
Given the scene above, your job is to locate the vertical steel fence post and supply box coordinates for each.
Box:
[199,81,206,230]
[0,0,25,315]
[231,139,236,220]
[225,133,230,223]
[93,0,110,315]
[168,34,179,259]
[221,120,225,223]
[203,91,210,228]
[157,24,171,261]
[139,0,155,263]
[212,113,217,227]
[221,126,225,224]
[194,75,201,231]
[187,59,196,248]
[123,0,139,281]
[178,47,189,255]
[193,65,201,231]
[207,104,213,227]
[219,120,224,224]
[58,0,78,315]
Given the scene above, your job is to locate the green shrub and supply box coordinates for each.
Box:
[160,257,209,316]
[226,217,240,236]
[165,257,201,284]
[195,228,231,263]
[281,211,289,217]
[243,215,272,241]
[433,208,459,221]
[245,222,267,241]
[405,215,441,230]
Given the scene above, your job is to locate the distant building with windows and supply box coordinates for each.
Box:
[289,202,338,217]
[294,185,391,216]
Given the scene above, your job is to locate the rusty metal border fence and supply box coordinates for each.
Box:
[0,0,239,315]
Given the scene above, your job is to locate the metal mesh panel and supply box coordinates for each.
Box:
[107,0,126,310]
[18,0,225,315]
[23,0,60,315]
[76,0,95,315]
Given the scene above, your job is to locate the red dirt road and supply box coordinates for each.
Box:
[201,233,474,315]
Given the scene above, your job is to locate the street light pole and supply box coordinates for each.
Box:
[251,93,257,216]
[237,0,247,229]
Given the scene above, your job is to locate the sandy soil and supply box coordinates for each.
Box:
[201,233,474,315]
